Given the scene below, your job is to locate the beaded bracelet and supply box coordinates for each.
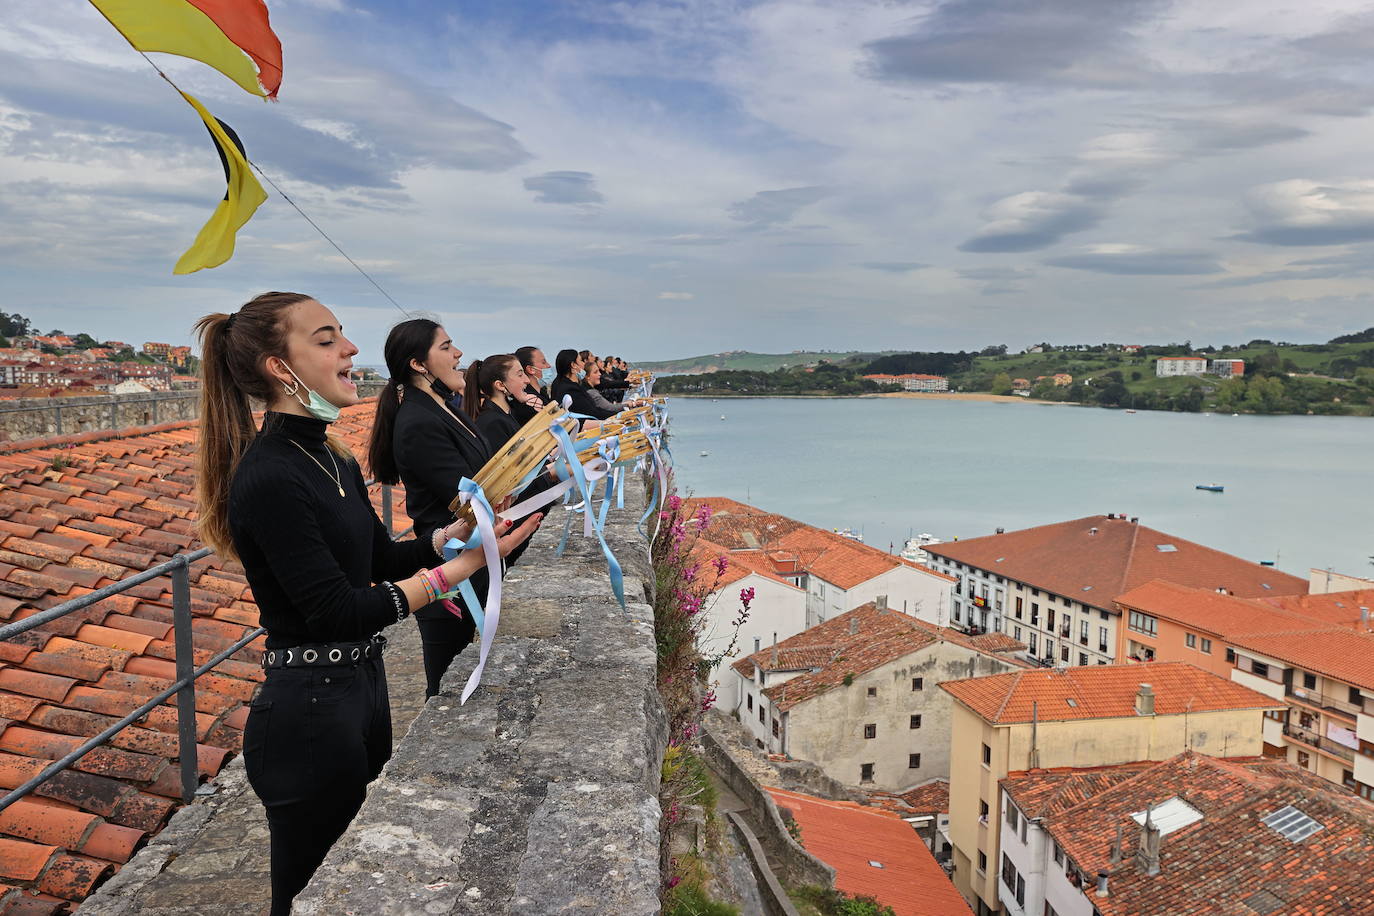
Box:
[381,581,408,623]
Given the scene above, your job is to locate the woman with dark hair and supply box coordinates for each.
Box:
[194,294,540,915]
[462,353,538,451]
[366,320,521,699]
[551,348,617,420]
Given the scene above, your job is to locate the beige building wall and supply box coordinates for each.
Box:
[948,701,1270,914]
[1308,568,1374,594]
[783,643,1015,791]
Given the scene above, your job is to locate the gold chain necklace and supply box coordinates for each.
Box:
[287,439,345,498]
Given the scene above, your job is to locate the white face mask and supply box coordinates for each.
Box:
[280,362,340,423]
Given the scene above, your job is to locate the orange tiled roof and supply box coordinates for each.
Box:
[868,779,951,816]
[925,515,1306,610]
[733,603,1027,711]
[767,788,971,916]
[1113,580,1321,638]
[1228,626,1374,690]
[1002,752,1374,915]
[686,496,944,590]
[1259,588,1374,628]
[940,661,1280,725]
[0,401,402,906]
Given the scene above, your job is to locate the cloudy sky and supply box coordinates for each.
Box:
[5,0,1374,361]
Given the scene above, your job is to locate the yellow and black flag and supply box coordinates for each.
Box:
[173,91,267,275]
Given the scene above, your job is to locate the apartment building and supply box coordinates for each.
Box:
[1114,580,1374,797]
[731,602,1026,790]
[1153,356,1207,377]
[939,663,1280,915]
[998,751,1374,916]
[924,514,1305,667]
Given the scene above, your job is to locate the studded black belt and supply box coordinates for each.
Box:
[262,634,386,669]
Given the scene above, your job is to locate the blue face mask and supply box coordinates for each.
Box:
[282,363,341,424]
[540,367,556,386]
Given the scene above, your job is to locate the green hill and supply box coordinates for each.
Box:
[638,350,891,374]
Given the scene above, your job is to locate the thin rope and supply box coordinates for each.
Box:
[86,1,411,315]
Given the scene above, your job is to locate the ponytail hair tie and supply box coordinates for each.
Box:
[225,312,238,330]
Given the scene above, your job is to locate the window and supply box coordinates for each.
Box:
[1128,611,1158,636]
[953,603,962,623]
[908,753,921,769]
[1226,647,1236,663]
[1015,596,1023,618]
[1014,626,1022,640]
[1062,645,1071,662]
[995,591,1004,611]
[1052,842,1063,865]
[1046,638,1055,658]
[1201,638,1212,654]
[861,763,874,782]
[1047,610,1056,630]
[867,686,877,697]
[1045,904,1060,916]
[1186,633,1197,649]
[747,695,754,711]
[910,715,922,729]
[1031,603,1040,625]
[1080,653,1089,667]
[1001,853,1015,888]
[1099,625,1109,653]
[1028,633,1038,653]
[1253,661,1270,679]
[863,723,877,739]
[771,718,779,737]
[1303,672,1316,690]
[980,800,990,821]
[1344,769,1357,789]
[1297,751,1310,768]
[978,851,987,873]
[1020,818,1027,843]
[1080,620,1089,644]
[1032,588,1040,596]
[1350,686,1363,706]
[912,677,924,691]
[982,743,992,766]
[758,707,765,724]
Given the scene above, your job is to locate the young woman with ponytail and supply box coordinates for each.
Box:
[462,353,541,451]
[194,294,540,916]
[366,320,515,700]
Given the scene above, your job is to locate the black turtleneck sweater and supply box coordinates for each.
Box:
[229,412,437,649]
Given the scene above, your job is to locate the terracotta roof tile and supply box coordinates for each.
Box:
[940,661,1281,724]
[0,402,399,903]
[925,515,1306,609]
[767,788,972,916]
[0,837,58,882]
[1003,752,1374,915]
[1229,626,1374,690]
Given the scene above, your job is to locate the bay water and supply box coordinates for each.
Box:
[666,396,1374,579]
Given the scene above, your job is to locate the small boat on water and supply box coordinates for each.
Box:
[699,450,710,457]
[1125,409,1136,414]
[901,533,944,562]
[720,415,726,420]
[1196,484,1225,493]
[833,526,864,543]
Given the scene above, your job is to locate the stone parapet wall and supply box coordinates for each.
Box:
[0,382,385,443]
[294,474,668,914]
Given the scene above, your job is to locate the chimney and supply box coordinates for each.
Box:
[1361,607,1369,629]
[1216,586,1228,595]
[1135,683,1155,716]
[1107,513,1115,520]
[1096,871,1110,897]
[849,617,859,635]
[1109,824,1125,866]
[876,594,888,614]
[1130,516,1139,523]
[1135,806,1161,876]
[1089,527,1098,536]
[770,633,778,668]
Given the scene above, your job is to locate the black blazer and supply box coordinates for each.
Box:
[392,392,493,620]
[476,402,521,453]
[551,375,618,420]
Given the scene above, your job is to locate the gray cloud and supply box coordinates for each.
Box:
[728,186,828,226]
[522,170,604,205]
[1045,248,1223,275]
[652,234,729,246]
[864,0,1165,87]
[861,261,928,273]
[1233,179,1374,247]
[959,191,1103,253]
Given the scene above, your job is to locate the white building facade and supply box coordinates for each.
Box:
[1154,357,1207,377]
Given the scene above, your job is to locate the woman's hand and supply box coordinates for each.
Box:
[440,516,476,545]
[496,513,543,558]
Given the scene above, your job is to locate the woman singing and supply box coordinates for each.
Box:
[194,293,539,914]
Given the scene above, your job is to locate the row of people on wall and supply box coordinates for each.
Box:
[192,293,643,915]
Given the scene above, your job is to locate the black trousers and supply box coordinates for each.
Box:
[243,654,391,915]
[416,610,476,698]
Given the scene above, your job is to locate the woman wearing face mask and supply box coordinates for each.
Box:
[367,319,513,699]
[550,348,618,420]
[194,294,540,915]
[462,354,540,451]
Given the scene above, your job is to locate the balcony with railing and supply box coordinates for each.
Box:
[1287,687,1362,722]
[1283,724,1355,762]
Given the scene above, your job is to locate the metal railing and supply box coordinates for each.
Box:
[1283,724,1355,763]
[0,481,403,814]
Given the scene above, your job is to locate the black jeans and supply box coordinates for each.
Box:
[416,610,476,698]
[243,654,391,915]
